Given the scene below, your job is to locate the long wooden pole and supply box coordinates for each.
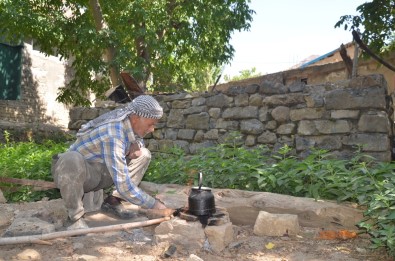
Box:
[0,216,170,246]
[0,177,56,189]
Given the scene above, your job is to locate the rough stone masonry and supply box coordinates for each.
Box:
[69,74,394,161]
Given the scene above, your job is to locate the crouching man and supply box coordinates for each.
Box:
[52,95,167,230]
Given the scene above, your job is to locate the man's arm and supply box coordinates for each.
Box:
[102,137,156,208]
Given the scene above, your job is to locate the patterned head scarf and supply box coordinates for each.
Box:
[77,95,163,137]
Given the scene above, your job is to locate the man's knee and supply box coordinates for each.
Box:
[140,148,151,160]
[53,151,86,184]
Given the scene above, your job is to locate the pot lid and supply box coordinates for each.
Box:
[191,186,212,191]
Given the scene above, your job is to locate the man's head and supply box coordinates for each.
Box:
[129,95,163,119]
[129,95,163,137]
[77,95,163,137]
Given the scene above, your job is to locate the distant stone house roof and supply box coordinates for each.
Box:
[213,42,395,94]
[296,42,356,69]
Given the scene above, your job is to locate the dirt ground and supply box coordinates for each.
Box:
[0,200,392,261]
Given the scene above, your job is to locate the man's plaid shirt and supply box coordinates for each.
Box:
[68,117,156,208]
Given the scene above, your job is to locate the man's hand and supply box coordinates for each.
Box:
[128,142,142,159]
[138,200,174,218]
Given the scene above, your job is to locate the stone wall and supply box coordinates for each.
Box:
[69,74,394,162]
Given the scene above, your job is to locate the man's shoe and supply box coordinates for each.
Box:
[101,196,137,219]
[67,218,89,231]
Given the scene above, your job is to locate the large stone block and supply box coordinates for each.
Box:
[165,128,178,140]
[208,108,221,119]
[3,217,55,237]
[240,119,265,134]
[257,131,277,144]
[342,134,390,151]
[259,106,269,122]
[234,93,249,106]
[206,94,233,108]
[0,189,6,203]
[81,107,99,120]
[186,112,210,130]
[262,93,305,106]
[69,107,84,121]
[315,120,351,134]
[358,111,391,133]
[276,123,296,135]
[295,135,342,151]
[271,106,290,123]
[253,211,300,236]
[192,97,206,106]
[325,87,386,110]
[163,93,194,102]
[297,120,317,135]
[331,110,359,119]
[223,106,258,120]
[204,222,234,253]
[167,109,185,128]
[249,93,263,106]
[204,129,219,140]
[259,81,288,94]
[183,105,207,115]
[154,218,206,250]
[178,129,196,140]
[172,99,191,109]
[290,108,324,121]
[347,74,387,89]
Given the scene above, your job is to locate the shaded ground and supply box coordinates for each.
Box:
[0,199,391,261]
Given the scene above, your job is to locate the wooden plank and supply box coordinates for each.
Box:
[0,177,56,189]
[120,71,144,97]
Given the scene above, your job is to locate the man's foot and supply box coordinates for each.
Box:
[67,218,89,231]
[101,196,137,219]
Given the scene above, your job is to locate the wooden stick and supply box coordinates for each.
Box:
[138,208,175,217]
[0,177,57,189]
[352,30,395,72]
[0,216,170,246]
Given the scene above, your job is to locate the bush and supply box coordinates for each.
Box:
[0,131,69,202]
[145,143,395,257]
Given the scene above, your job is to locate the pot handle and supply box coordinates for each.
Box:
[198,172,203,190]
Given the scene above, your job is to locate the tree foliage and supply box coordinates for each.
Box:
[335,0,395,55]
[223,67,261,82]
[0,0,254,106]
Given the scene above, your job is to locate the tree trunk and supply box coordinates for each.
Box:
[88,0,121,87]
[134,22,150,92]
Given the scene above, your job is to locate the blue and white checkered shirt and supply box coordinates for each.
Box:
[68,117,156,208]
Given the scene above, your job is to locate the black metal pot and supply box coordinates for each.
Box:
[188,172,216,216]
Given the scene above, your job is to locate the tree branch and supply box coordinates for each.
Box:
[352,30,395,72]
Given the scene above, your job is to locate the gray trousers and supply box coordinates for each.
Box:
[51,148,151,221]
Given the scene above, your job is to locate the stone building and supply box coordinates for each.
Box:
[0,41,71,130]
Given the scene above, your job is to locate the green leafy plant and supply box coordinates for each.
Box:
[145,142,395,257]
[0,133,69,202]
